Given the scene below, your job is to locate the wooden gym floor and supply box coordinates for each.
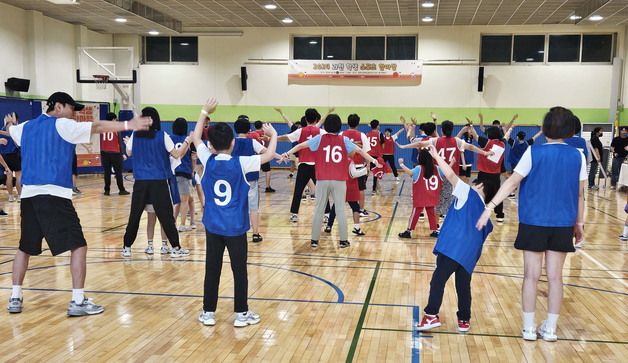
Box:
[0,172,626,362]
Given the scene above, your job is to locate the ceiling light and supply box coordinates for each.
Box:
[538,50,545,53]
[589,15,603,21]
[148,31,159,35]
[180,42,189,46]
[569,15,582,20]
[282,17,293,24]
[327,55,334,59]
[525,58,534,62]
[46,0,79,4]
[115,18,127,23]
[264,4,277,10]
[421,1,435,8]
[309,40,318,45]
[422,16,434,22]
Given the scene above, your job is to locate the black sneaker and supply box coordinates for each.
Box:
[252,234,263,243]
[119,190,130,196]
[288,173,294,178]
[104,190,110,196]
[311,240,319,248]
[265,187,276,193]
[398,230,411,239]
[339,240,350,248]
[429,230,440,238]
[352,228,365,236]
[324,226,332,233]
[0,210,7,217]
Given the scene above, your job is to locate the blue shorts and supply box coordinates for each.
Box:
[168,175,181,205]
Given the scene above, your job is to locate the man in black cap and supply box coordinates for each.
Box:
[3,92,151,316]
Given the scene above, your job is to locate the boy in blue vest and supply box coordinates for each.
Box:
[192,98,278,327]
[4,92,151,316]
[416,144,497,333]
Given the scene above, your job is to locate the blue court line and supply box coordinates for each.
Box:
[412,305,420,363]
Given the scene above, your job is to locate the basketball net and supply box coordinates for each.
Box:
[93,75,109,90]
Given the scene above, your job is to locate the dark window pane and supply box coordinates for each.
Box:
[386,36,416,60]
[323,37,352,60]
[513,35,545,62]
[356,36,385,60]
[171,36,198,62]
[582,34,613,62]
[146,36,170,62]
[293,36,322,60]
[548,35,580,62]
[480,35,512,63]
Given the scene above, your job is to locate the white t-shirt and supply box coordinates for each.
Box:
[9,116,92,200]
[451,180,473,210]
[514,144,587,181]
[286,127,326,165]
[126,132,175,153]
[196,143,261,177]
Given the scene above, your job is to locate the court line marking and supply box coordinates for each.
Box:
[361,327,628,345]
[411,305,420,363]
[577,249,628,290]
[346,261,380,363]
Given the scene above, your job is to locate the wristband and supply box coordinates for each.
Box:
[201,109,209,116]
[576,222,584,226]
[124,121,128,131]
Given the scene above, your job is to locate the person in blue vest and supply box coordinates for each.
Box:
[415,144,496,333]
[192,98,278,327]
[477,106,586,342]
[171,117,195,232]
[1,112,21,202]
[3,92,151,316]
[122,107,192,258]
[506,129,543,199]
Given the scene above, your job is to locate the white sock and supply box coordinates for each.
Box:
[523,311,535,329]
[11,285,22,299]
[162,240,168,245]
[623,225,628,237]
[147,240,153,245]
[546,313,559,330]
[354,224,360,230]
[72,289,84,303]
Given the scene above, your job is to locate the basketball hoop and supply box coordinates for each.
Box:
[93,74,110,90]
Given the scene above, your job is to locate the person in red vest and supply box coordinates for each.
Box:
[367,120,385,194]
[382,128,403,182]
[282,114,379,248]
[468,125,511,223]
[398,151,443,239]
[100,112,129,196]
[340,114,371,217]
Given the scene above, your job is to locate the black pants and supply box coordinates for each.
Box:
[290,163,329,214]
[327,201,360,227]
[588,160,599,187]
[203,231,248,313]
[101,152,125,193]
[425,254,472,321]
[382,154,398,177]
[123,180,180,248]
[477,171,503,218]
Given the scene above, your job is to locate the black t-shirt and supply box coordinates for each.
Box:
[611,136,628,158]
[590,135,603,159]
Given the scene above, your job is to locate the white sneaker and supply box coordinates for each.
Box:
[574,240,584,248]
[234,311,260,327]
[8,195,16,202]
[290,214,298,223]
[190,224,197,230]
[121,246,131,258]
[538,321,558,342]
[145,244,154,255]
[160,244,170,254]
[323,214,329,224]
[359,210,368,218]
[395,177,400,182]
[178,225,190,232]
[522,327,537,341]
[199,311,216,326]
[170,247,190,258]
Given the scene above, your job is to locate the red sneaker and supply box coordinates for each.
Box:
[416,314,441,331]
[457,320,470,332]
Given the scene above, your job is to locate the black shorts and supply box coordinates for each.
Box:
[514,223,575,253]
[19,195,87,256]
[2,152,21,172]
[459,165,471,178]
[357,175,367,191]
[261,162,271,172]
[72,154,78,176]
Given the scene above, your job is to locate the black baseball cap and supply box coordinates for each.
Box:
[237,114,249,122]
[46,92,84,111]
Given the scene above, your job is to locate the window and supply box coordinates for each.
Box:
[293,36,322,60]
[386,36,416,60]
[145,37,170,62]
[145,36,198,63]
[356,36,385,60]
[513,35,545,62]
[548,35,581,62]
[480,35,512,63]
[582,34,613,62]
[323,37,352,60]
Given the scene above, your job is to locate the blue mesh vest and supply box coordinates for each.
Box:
[171,134,192,176]
[131,130,171,180]
[231,138,259,182]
